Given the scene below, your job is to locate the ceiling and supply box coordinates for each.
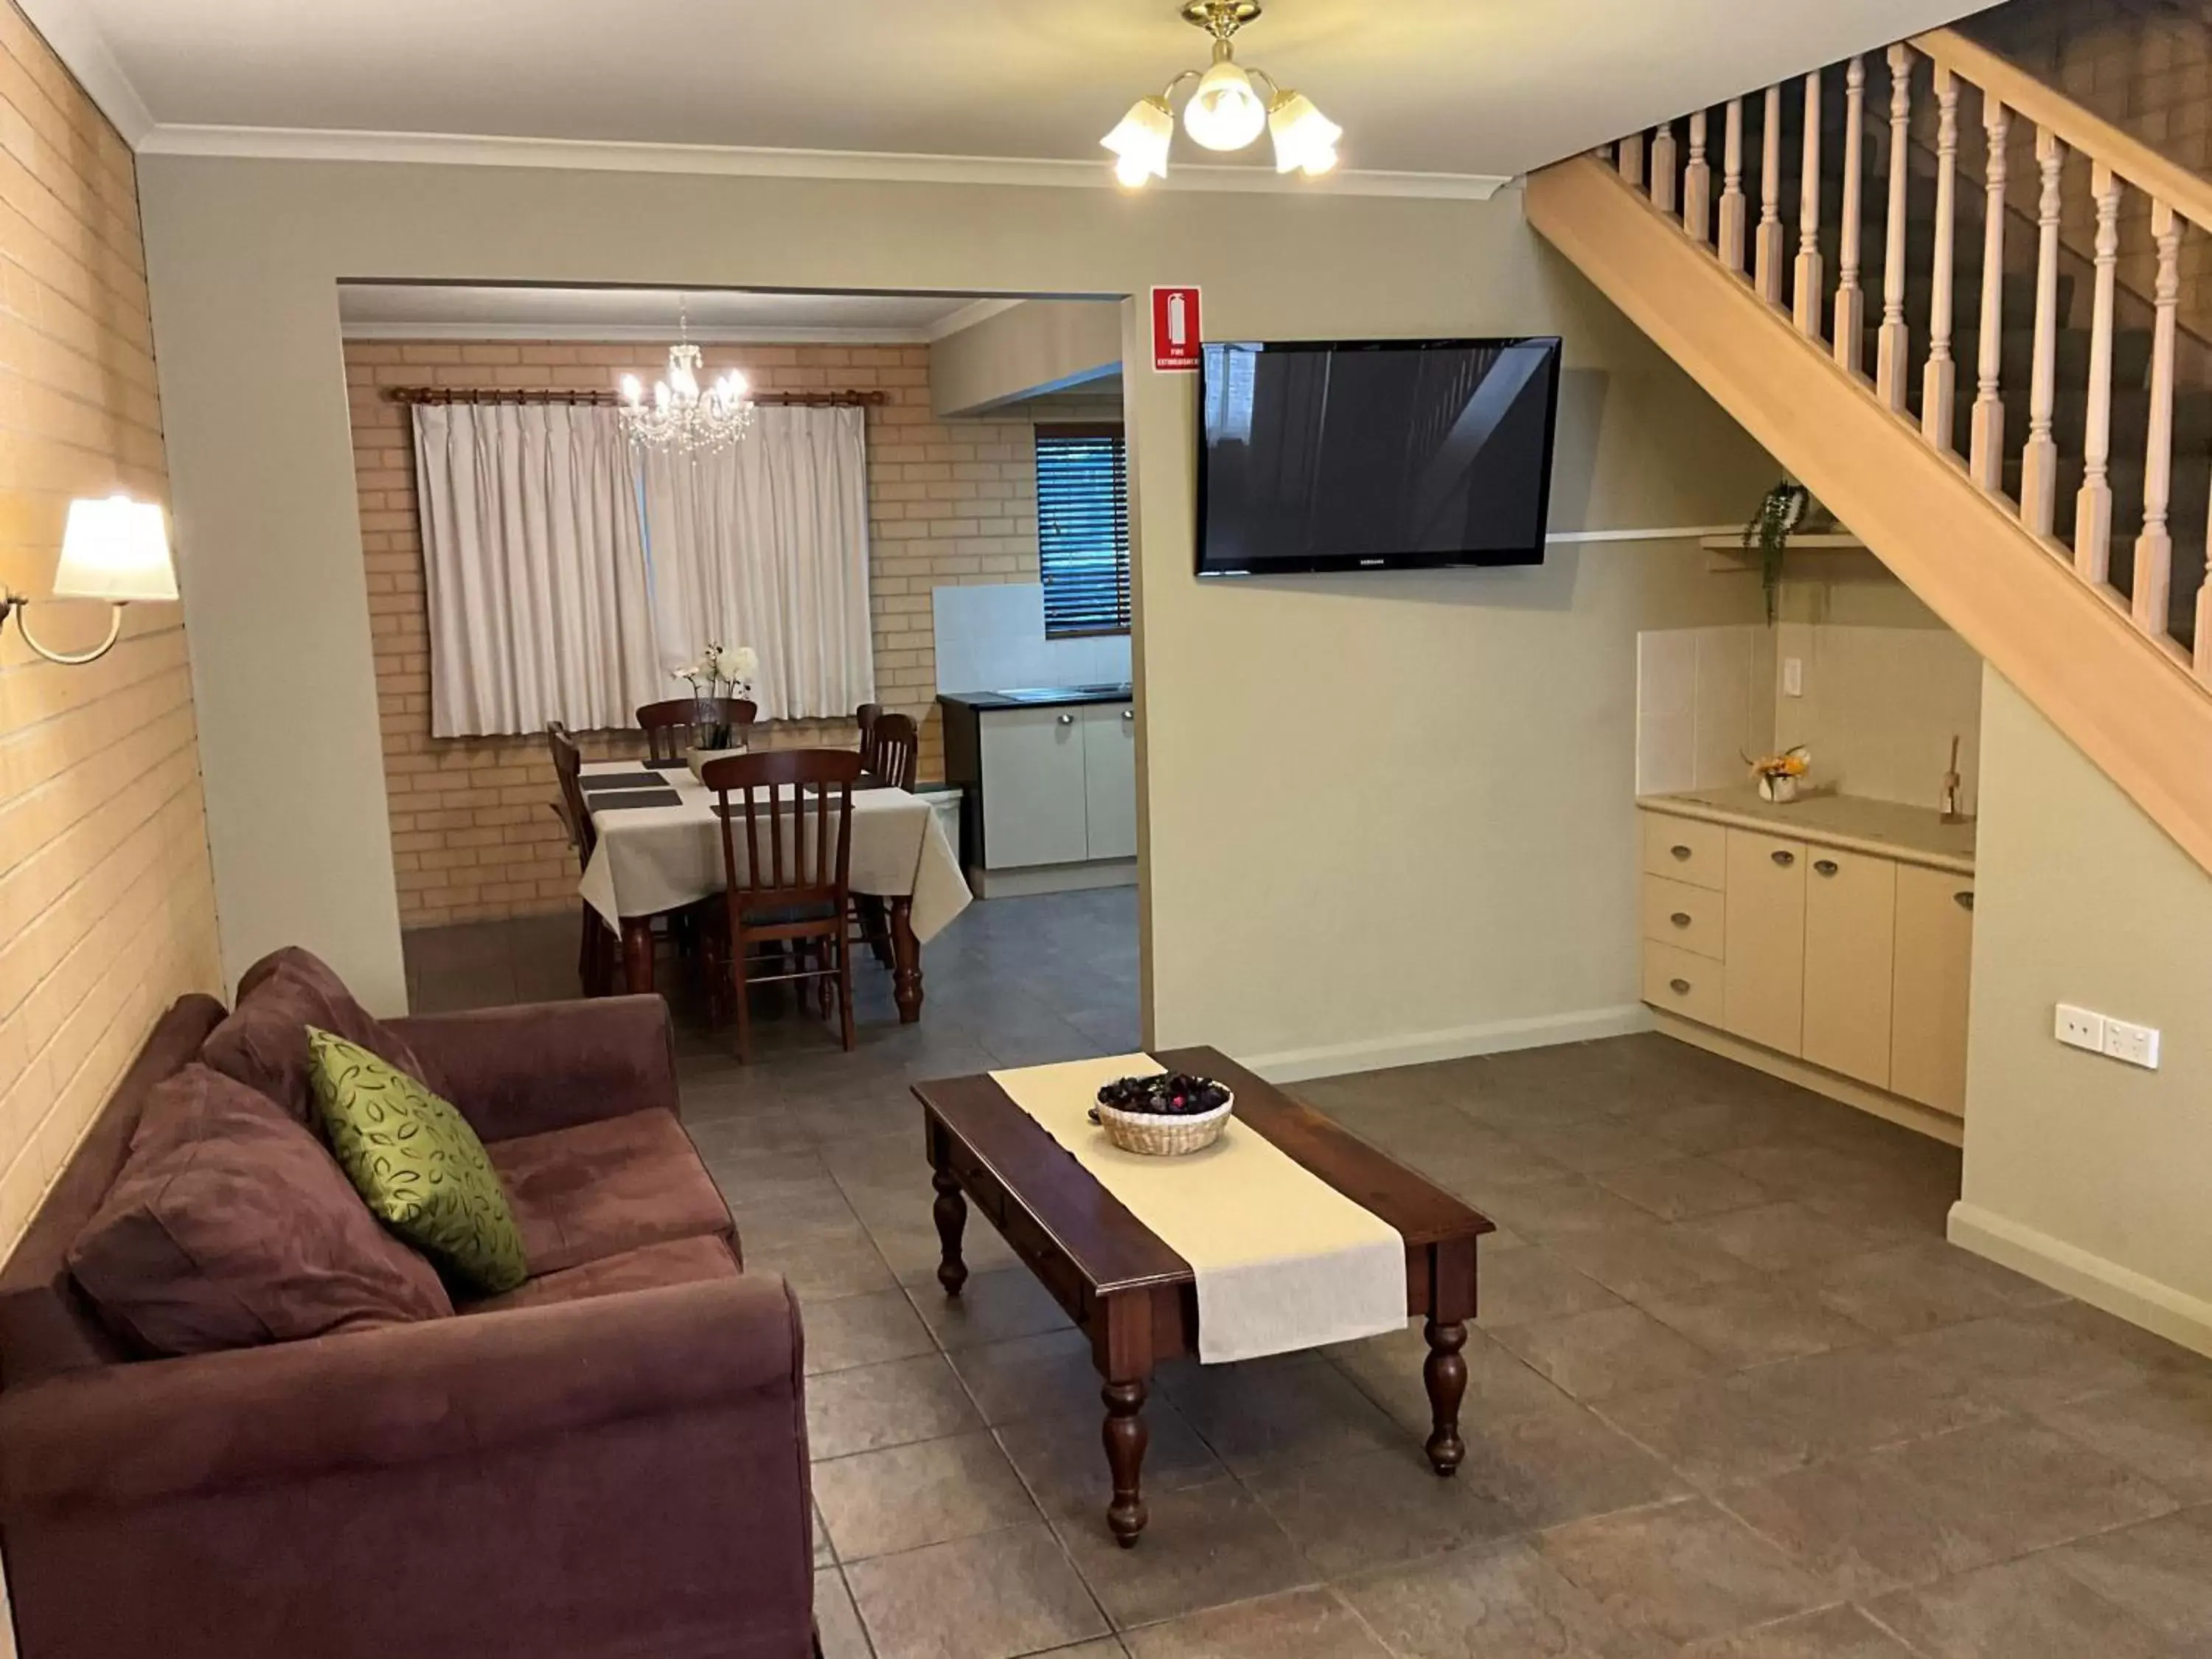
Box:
[45,0,1992,184]
[335,285,1006,341]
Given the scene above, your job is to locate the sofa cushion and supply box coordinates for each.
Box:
[200,947,446,1126]
[68,1065,454,1357]
[307,1029,529,1297]
[485,1110,733,1277]
[460,1234,742,1314]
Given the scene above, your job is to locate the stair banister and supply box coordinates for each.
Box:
[1924,64,1961,452]
[2135,199,2180,637]
[1795,69,1824,337]
[2076,161,2121,588]
[1757,86,1784,304]
[1652,119,1679,215]
[1969,96,2009,493]
[1719,98,1745,274]
[1877,46,1913,409]
[2021,126,2065,536]
[1835,57,1867,375]
[1685,110,1711,243]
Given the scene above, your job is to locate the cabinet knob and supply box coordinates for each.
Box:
[1669,911,1691,928]
[1121,709,1134,721]
[1669,844,1692,860]
[1813,858,1838,876]
[1057,713,1074,726]
[1771,849,1796,867]
[1955,889,1974,911]
[1669,977,1692,995]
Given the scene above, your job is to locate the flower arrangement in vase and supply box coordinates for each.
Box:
[1748,744,1810,804]
[673,642,759,748]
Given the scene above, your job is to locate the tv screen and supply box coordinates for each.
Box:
[1195,336,1562,577]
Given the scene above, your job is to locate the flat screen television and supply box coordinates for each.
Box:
[1195,335,1563,577]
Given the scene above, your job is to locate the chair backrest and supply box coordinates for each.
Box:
[548,725,597,864]
[700,748,862,919]
[869,712,919,791]
[637,697,758,763]
[855,701,883,767]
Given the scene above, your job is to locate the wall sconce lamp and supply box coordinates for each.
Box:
[0,495,178,665]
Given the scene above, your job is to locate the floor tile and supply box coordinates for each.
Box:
[1337,1536,1658,1659]
[1545,1220,1756,1302]
[1675,1603,1922,1658]
[1326,1321,1568,1436]
[807,1354,984,1461]
[813,1430,1042,1561]
[1472,1245,1626,1329]
[1596,1155,1774,1221]
[1160,1354,1402,1476]
[844,1523,1110,1659]
[1051,1478,1313,1629]
[906,1265,1074,1351]
[1636,1279,1874,1368]
[2031,1371,2212,1500]
[1863,1551,2174,1659]
[2044,1506,2212,1648]
[1677,1201,1876,1273]
[814,1567,873,1659]
[1121,1586,1389,1658]
[1492,1304,1726,1402]
[1458,1390,1686,1529]
[995,1397,1227,1520]
[1537,1497,1832,1647]
[1476,1180,1666,1242]
[950,1329,1105,1427]
[1799,1241,2060,1338]
[1244,1444,1522,1576]
[804,1288,939,1375]
[1890,1311,2156,1411]
[1507,1119,1682,1177]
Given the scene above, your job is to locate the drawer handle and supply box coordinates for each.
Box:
[1669,977,1692,995]
[1814,858,1838,877]
[1669,844,1692,860]
[1955,890,1974,911]
[1772,849,1796,867]
[1669,911,1691,928]
[1057,713,1074,726]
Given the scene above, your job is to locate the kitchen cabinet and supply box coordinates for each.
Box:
[1080,703,1138,861]
[938,691,1138,894]
[1801,849,1897,1088]
[976,706,1091,869]
[1722,828,1806,1057]
[1891,864,1975,1116]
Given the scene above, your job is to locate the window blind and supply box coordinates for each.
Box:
[1035,425,1130,638]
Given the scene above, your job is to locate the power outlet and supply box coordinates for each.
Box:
[2055,1004,2104,1052]
[2104,1017,2162,1070]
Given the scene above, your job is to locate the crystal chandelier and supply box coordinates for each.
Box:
[1102,1,1342,188]
[618,302,755,453]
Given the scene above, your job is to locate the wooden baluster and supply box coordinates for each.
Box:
[1652,119,1679,215]
[1968,95,2009,490]
[1795,69,1824,336]
[1620,131,1645,191]
[2075,163,2121,585]
[1684,110,1711,243]
[2020,126,2065,535]
[1719,98,1747,272]
[1924,65,1960,451]
[1757,85,1785,303]
[2134,198,2180,638]
[1835,57,1868,373]
[1878,45,1913,408]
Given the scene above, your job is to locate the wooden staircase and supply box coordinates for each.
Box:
[1526,25,2212,879]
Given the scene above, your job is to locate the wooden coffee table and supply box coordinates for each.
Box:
[911,1047,1494,1547]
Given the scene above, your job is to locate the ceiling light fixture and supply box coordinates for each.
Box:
[618,298,755,453]
[1102,1,1342,187]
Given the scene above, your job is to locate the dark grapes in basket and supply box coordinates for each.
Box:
[1093,1072,1231,1118]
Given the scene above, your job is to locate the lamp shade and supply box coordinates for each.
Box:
[1268,91,1343,175]
[55,495,177,602]
[1183,57,1266,151]
[1102,95,1175,184]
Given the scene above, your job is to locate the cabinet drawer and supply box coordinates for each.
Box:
[1644,942,1723,1026]
[1641,875,1724,959]
[1641,813,1726,891]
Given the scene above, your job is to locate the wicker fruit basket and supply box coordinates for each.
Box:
[1088,1074,1234,1156]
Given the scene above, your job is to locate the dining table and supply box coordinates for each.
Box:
[576,758,972,1020]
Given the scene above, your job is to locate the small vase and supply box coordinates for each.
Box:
[1759,773,1800,804]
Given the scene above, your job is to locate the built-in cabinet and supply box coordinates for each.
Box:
[1639,793,1974,1122]
[938,692,1137,896]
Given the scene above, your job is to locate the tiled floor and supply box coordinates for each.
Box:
[406,893,2212,1659]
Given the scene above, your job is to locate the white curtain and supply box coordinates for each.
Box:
[638,405,876,720]
[413,402,661,737]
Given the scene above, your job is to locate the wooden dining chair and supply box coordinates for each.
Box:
[637,697,758,763]
[855,702,883,768]
[547,725,612,995]
[700,748,863,1061]
[867,712,919,792]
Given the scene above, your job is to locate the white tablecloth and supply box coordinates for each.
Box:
[576,761,972,942]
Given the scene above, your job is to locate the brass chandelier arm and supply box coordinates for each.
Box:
[0,592,125,666]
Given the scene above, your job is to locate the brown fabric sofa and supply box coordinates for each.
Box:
[0,989,815,1659]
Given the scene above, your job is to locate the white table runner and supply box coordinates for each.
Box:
[989,1053,1408,1364]
[577,761,972,942]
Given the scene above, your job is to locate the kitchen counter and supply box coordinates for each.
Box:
[937,684,1132,712]
[1639,785,1975,874]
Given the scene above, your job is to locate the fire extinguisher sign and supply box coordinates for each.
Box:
[1151,285,1202,372]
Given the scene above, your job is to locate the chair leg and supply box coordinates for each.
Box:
[733,936,754,1064]
[837,931,857,1052]
[818,936,834,1020]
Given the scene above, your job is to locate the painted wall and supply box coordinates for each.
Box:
[0,0,220,1256]
[1952,669,2212,1355]
[931,299,1122,417]
[136,155,1770,1046]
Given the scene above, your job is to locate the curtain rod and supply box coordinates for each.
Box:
[384,386,889,408]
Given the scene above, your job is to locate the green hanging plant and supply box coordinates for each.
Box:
[1742,480,1809,624]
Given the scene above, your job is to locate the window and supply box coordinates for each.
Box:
[1035,425,1130,638]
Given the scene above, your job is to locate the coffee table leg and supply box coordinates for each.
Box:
[1422,1318,1468,1475]
[931,1169,968,1297]
[1102,1380,1150,1547]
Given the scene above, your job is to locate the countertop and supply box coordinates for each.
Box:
[1639,785,1976,873]
[937,685,1133,712]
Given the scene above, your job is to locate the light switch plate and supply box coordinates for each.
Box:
[2055,1004,2104,1053]
[1782,657,1804,698]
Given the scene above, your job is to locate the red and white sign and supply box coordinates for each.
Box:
[1151,285,1202,372]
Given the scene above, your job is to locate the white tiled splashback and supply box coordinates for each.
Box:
[932,582,1132,695]
[1636,625,1773,796]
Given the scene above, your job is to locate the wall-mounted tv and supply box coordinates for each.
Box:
[1195,335,1562,577]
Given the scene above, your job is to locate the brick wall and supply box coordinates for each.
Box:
[0,0,221,1253]
[344,339,1043,928]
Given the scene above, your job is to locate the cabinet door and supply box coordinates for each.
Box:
[1722,829,1806,1056]
[978,709,1091,869]
[1801,849,1898,1088]
[1891,865,1975,1116]
[1080,703,1137,860]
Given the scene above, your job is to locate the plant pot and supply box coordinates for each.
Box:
[1759,773,1801,804]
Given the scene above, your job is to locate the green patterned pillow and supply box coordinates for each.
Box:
[305,1027,528,1295]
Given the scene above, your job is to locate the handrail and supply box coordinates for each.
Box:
[1915,27,2212,232]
